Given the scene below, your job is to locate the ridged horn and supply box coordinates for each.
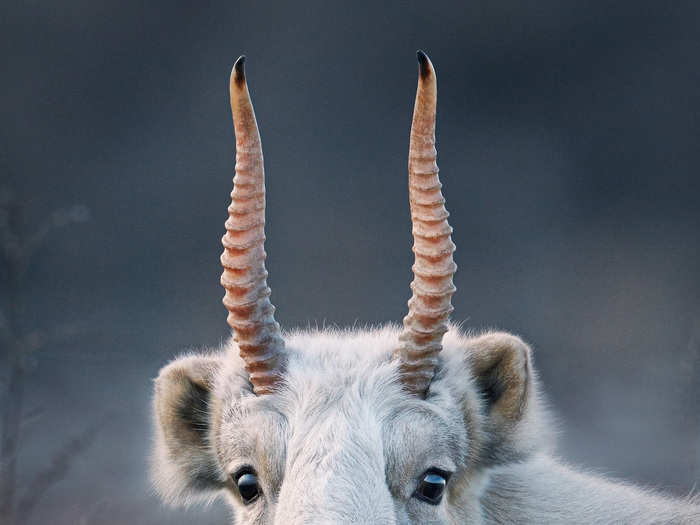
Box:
[394,51,457,397]
[221,56,286,395]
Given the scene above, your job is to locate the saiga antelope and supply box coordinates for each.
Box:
[151,51,700,524]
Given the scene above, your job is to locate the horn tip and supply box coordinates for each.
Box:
[232,55,247,87]
[416,50,432,79]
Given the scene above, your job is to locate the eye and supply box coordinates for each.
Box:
[233,468,261,504]
[413,469,450,505]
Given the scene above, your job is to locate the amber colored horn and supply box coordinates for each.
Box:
[394,51,457,397]
[221,56,286,395]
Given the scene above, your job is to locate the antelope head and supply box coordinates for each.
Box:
[151,51,549,525]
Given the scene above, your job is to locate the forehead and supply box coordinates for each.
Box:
[216,327,468,483]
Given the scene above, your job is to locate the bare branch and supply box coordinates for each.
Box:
[0,187,21,266]
[76,498,109,525]
[0,447,19,473]
[23,320,89,356]
[0,186,93,523]
[15,419,104,522]
[21,406,44,428]
[23,205,90,261]
[0,310,10,345]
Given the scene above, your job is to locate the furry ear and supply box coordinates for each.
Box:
[466,332,548,466]
[151,354,225,504]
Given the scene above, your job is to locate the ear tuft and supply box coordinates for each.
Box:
[469,332,531,424]
[466,332,549,466]
[151,354,225,505]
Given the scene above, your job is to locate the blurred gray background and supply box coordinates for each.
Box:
[1,1,699,524]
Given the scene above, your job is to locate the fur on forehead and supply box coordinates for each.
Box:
[211,324,479,470]
[214,324,478,408]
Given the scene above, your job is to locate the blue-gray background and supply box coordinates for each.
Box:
[1,1,699,523]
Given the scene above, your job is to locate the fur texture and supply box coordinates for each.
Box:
[151,326,700,524]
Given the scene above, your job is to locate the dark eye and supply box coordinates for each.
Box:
[233,468,261,504]
[414,469,449,505]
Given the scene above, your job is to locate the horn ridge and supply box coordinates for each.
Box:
[395,51,457,397]
[221,55,285,396]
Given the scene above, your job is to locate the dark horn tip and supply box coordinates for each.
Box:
[416,50,431,79]
[233,55,246,86]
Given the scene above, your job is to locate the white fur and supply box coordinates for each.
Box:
[151,326,700,524]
